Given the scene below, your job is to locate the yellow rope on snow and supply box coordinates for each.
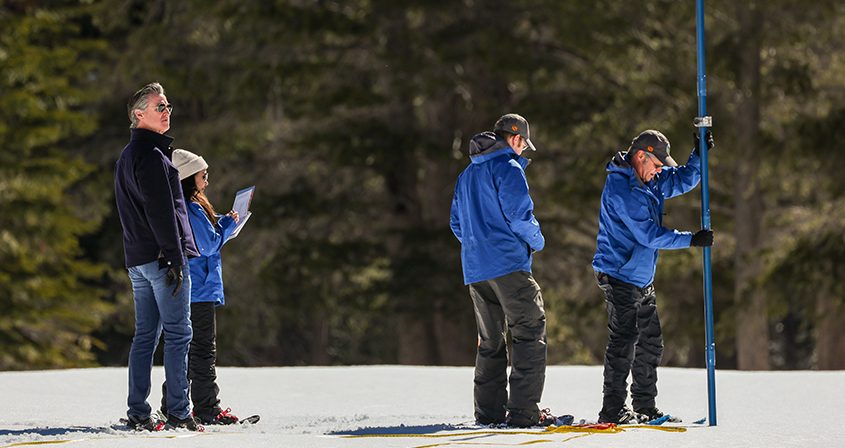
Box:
[413,438,554,448]
[1,442,75,447]
[342,423,687,440]
[411,432,597,448]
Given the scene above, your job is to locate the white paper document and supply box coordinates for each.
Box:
[226,186,255,242]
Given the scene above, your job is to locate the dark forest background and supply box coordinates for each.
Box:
[2,0,845,371]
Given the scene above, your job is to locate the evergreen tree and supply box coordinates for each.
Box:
[0,1,112,369]
[55,0,845,369]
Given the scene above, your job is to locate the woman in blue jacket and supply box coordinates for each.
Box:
[170,148,241,425]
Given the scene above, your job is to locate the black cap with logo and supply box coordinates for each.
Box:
[629,129,677,167]
[494,113,537,152]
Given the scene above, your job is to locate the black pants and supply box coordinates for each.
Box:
[162,302,221,420]
[469,270,547,424]
[596,272,663,421]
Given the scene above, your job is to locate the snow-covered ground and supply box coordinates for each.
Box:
[2,365,842,447]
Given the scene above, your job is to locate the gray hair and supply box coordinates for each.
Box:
[127,82,165,128]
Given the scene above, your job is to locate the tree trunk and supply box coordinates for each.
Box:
[397,314,437,364]
[310,313,331,366]
[733,2,770,370]
[815,263,845,369]
[377,9,437,365]
[432,307,474,365]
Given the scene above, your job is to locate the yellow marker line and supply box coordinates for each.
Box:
[413,439,554,448]
[343,423,687,440]
[410,432,598,448]
[1,442,74,447]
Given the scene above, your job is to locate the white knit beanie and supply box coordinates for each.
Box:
[172,148,208,181]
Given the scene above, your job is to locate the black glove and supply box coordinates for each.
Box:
[693,130,715,153]
[690,229,714,247]
[165,265,184,297]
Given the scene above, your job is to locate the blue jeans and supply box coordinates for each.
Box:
[127,260,192,420]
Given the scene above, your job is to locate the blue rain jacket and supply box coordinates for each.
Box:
[187,202,237,305]
[592,150,701,288]
[450,132,544,285]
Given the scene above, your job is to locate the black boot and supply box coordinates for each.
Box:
[506,408,539,427]
[598,406,644,424]
[196,407,240,425]
[634,406,681,423]
[126,414,164,431]
[165,414,204,431]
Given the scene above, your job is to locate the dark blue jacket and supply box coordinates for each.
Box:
[592,150,701,287]
[450,132,544,285]
[114,128,199,268]
[187,202,237,306]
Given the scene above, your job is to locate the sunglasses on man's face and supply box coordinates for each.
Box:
[154,103,173,113]
[645,152,664,168]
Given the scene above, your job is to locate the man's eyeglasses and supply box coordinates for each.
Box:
[645,152,664,168]
[154,103,173,113]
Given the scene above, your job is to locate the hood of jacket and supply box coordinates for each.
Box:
[468,131,530,169]
[607,150,633,173]
[469,131,509,156]
[607,150,649,188]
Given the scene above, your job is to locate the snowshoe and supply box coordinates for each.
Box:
[635,406,681,423]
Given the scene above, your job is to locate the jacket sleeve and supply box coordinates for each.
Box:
[135,150,184,266]
[656,149,702,199]
[496,161,545,252]
[449,185,462,243]
[188,203,236,257]
[609,182,692,249]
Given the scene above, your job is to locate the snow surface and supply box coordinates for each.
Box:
[1,365,842,447]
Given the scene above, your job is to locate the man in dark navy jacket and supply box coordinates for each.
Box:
[114,82,201,431]
[450,114,551,428]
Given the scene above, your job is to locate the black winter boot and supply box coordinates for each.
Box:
[505,408,539,427]
[197,407,240,425]
[634,406,681,423]
[598,406,644,424]
[126,414,164,431]
[165,414,204,432]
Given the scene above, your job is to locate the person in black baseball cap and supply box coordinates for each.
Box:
[629,129,676,167]
[451,113,555,427]
[493,113,538,152]
[590,128,716,424]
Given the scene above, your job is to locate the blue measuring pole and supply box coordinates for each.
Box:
[695,0,717,427]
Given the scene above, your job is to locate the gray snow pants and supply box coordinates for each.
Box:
[469,270,547,425]
[596,272,664,421]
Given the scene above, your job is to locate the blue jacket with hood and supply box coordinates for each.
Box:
[450,132,544,285]
[187,202,237,306]
[592,149,701,288]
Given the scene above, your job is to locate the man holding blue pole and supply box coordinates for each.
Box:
[592,129,715,424]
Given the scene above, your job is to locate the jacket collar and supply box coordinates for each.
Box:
[470,146,530,169]
[608,151,651,190]
[130,127,174,149]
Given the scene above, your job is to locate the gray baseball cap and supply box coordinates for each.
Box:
[494,113,537,151]
[629,130,677,167]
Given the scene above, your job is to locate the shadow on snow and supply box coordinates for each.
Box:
[0,426,114,437]
[328,423,478,436]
